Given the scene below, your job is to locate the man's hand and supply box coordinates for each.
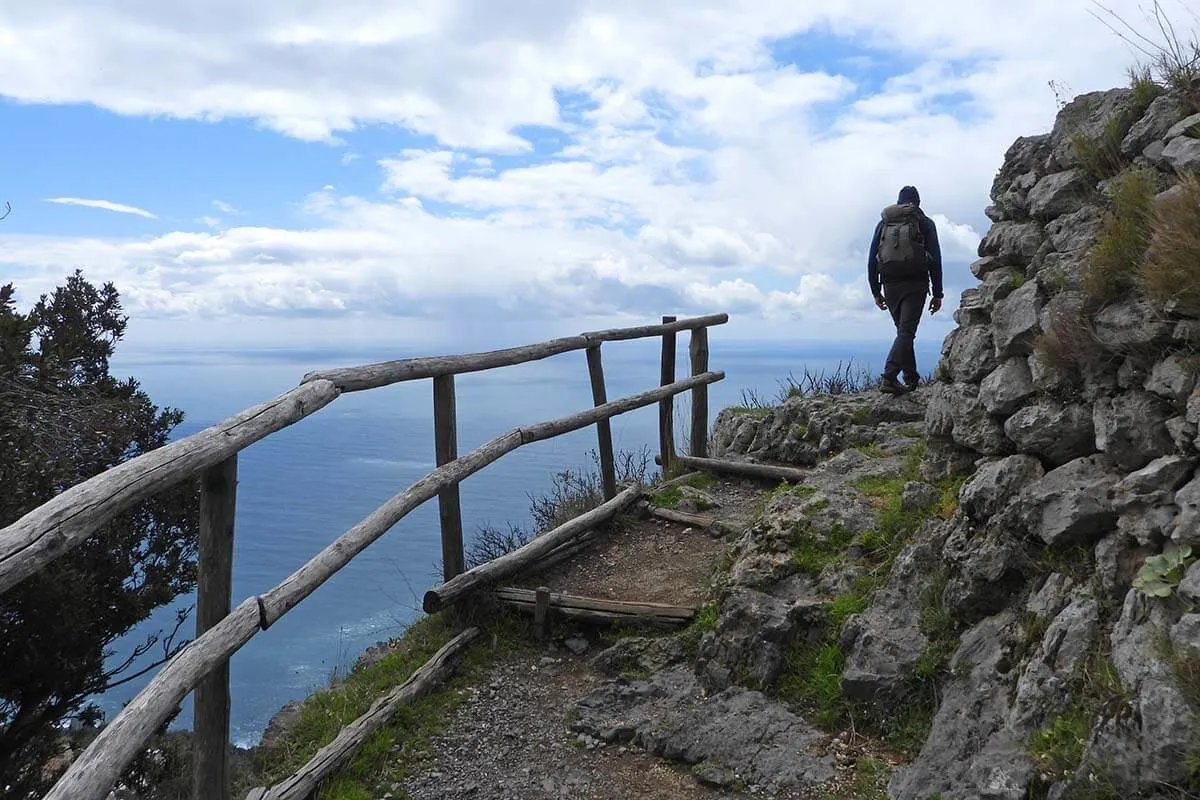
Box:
[929,296,942,314]
[874,295,888,311]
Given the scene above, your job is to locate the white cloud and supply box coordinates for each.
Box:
[0,0,1177,340]
[44,197,158,219]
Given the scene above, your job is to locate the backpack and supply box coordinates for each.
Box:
[875,203,928,280]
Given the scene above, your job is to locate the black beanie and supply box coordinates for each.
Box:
[898,185,920,205]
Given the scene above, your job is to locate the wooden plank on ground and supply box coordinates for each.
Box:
[494,586,696,623]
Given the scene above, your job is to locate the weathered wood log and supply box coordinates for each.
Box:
[578,312,729,342]
[585,346,617,501]
[433,374,465,581]
[646,506,741,536]
[517,530,599,577]
[423,485,640,613]
[648,470,706,494]
[493,587,696,626]
[0,379,339,596]
[301,313,729,392]
[534,587,550,640]
[249,628,480,800]
[659,315,677,472]
[194,456,238,800]
[45,373,723,800]
[655,454,810,484]
[689,327,710,459]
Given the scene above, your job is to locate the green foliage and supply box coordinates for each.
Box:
[0,272,201,798]
[819,756,892,800]
[1132,543,1195,597]
[1010,269,1027,290]
[791,521,854,574]
[777,638,847,727]
[1083,167,1157,308]
[680,601,720,659]
[1070,115,1127,183]
[1128,63,1166,107]
[776,359,875,399]
[1029,704,1093,782]
[855,443,887,459]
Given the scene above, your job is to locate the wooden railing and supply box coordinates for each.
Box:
[0,312,727,800]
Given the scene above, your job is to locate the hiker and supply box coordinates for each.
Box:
[867,185,944,395]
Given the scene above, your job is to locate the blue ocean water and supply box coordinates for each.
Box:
[96,334,941,747]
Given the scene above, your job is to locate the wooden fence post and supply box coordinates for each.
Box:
[659,315,677,473]
[433,375,465,582]
[194,455,238,800]
[689,326,710,459]
[585,346,617,500]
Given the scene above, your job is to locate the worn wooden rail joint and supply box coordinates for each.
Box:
[7,312,729,800]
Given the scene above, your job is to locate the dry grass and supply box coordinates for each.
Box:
[1140,175,1200,314]
[1090,0,1200,111]
[1082,167,1157,309]
[1033,302,1101,373]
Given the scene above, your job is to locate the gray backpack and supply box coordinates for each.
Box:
[875,203,927,279]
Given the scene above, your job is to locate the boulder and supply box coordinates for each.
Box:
[942,520,1030,620]
[1146,353,1199,408]
[989,134,1053,205]
[1093,392,1175,471]
[956,287,989,326]
[1091,298,1173,352]
[925,384,1010,456]
[1163,111,1200,141]
[1027,169,1091,220]
[1004,400,1095,466]
[977,268,1019,310]
[1162,135,1200,174]
[1121,94,1190,156]
[1043,204,1103,255]
[1114,454,1196,499]
[1047,88,1139,170]
[945,325,1000,383]
[978,221,1045,265]
[1016,456,1119,547]
[960,455,1045,523]
[992,281,1043,357]
[1008,595,1100,730]
[971,256,1006,279]
[979,358,1036,416]
[1171,475,1200,548]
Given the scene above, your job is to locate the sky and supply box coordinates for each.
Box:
[0,0,1189,352]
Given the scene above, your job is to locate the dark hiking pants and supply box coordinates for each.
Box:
[882,279,928,385]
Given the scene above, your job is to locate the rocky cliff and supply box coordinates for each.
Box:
[566,85,1200,800]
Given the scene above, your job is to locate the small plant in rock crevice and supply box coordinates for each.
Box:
[1132,542,1195,597]
[1083,167,1158,309]
[1140,175,1200,315]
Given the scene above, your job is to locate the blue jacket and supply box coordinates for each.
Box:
[867,209,943,299]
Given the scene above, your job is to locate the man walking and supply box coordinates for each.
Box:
[867,185,943,395]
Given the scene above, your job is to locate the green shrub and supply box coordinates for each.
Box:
[1083,167,1157,308]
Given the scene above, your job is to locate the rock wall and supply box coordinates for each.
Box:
[709,86,1200,800]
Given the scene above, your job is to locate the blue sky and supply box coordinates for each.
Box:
[0,0,1166,350]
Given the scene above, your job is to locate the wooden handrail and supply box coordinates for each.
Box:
[43,370,724,800]
[300,313,729,392]
[0,380,340,595]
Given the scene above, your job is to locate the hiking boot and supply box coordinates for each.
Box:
[878,375,907,395]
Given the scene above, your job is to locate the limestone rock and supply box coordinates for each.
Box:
[1016,456,1119,547]
[1171,475,1200,548]
[1121,94,1190,156]
[1163,135,1200,174]
[988,134,1053,213]
[1163,111,1200,141]
[945,325,999,383]
[942,520,1029,621]
[1008,595,1100,731]
[1004,400,1095,466]
[1048,88,1139,170]
[1027,169,1091,220]
[1093,392,1175,471]
[971,256,1006,279]
[1028,348,1077,394]
[977,268,1019,310]
[901,481,940,512]
[992,281,1043,358]
[925,383,1010,456]
[956,286,989,326]
[696,588,823,692]
[1091,298,1173,352]
[1043,204,1103,255]
[960,455,1045,523]
[979,357,1035,416]
[1147,353,1199,408]
[978,221,1045,265]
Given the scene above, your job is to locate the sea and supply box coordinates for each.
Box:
[94,334,942,748]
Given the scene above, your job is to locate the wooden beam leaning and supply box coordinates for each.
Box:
[433,375,465,581]
[44,373,722,800]
[585,346,617,501]
[664,454,811,484]
[0,379,339,596]
[249,628,480,800]
[423,484,641,612]
[194,456,239,800]
[689,327,710,459]
[299,313,730,393]
[659,315,678,473]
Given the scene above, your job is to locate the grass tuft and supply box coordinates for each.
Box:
[1083,167,1157,309]
[1140,175,1200,314]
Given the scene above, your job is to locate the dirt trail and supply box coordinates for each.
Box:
[393,474,770,800]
